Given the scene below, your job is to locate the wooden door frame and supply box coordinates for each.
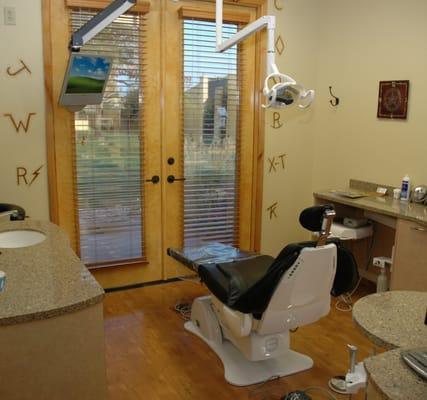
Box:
[42,0,266,288]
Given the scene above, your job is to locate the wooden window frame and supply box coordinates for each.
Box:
[178,6,251,23]
[65,0,150,13]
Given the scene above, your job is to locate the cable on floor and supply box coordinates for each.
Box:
[172,301,192,321]
[335,276,362,312]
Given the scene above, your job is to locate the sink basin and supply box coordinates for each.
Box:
[0,230,46,248]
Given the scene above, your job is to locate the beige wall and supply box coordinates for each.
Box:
[260,0,321,256]
[0,0,49,220]
[311,0,427,191]
[261,0,427,256]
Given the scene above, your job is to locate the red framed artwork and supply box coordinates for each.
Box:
[377,80,409,119]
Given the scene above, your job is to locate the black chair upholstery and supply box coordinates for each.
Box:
[198,205,359,318]
[199,255,275,317]
[299,204,335,232]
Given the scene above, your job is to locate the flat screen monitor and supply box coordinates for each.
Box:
[59,53,113,109]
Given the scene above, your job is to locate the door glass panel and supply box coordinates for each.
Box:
[183,20,240,246]
[71,10,144,266]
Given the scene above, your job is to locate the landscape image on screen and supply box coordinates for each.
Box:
[65,55,111,94]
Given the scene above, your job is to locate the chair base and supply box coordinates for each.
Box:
[184,320,314,386]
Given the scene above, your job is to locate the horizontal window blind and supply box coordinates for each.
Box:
[70,9,145,266]
[182,19,241,247]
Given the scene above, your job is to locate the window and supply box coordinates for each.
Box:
[183,20,241,246]
[70,9,144,266]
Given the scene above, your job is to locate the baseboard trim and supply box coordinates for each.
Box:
[104,278,181,293]
[104,275,199,293]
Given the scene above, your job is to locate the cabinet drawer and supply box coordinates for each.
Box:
[391,219,427,291]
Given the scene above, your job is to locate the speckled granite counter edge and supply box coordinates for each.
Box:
[352,313,397,351]
[0,292,104,326]
[0,220,105,326]
[367,379,389,400]
[364,349,427,400]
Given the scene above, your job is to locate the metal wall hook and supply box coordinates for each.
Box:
[329,86,340,106]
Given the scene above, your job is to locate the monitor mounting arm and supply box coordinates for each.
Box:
[70,0,136,51]
[215,0,314,109]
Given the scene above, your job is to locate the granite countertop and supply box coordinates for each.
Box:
[353,291,427,350]
[314,189,427,226]
[0,220,104,326]
[365,348,427,400]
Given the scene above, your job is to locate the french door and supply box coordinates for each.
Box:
[44,0,262,287]
[160,0,258,279]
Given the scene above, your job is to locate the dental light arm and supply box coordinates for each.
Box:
[215,0,314,109]
[69,0,136,51]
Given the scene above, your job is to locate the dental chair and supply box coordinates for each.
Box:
[184,205,359,386]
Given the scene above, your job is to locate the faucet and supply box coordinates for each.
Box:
[0,204,26,221]
[0,210,19,221]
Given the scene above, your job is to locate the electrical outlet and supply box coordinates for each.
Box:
[3,7,16,25]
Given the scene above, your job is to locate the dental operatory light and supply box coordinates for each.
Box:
[215,0,314,109]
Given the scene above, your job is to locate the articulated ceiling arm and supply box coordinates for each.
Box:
[215,0,314,109]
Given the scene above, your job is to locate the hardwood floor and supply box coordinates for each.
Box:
[103,280,377,400]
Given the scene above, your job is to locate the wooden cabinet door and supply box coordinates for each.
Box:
[391,218,427,291]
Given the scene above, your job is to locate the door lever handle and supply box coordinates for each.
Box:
[167,175,186,184]
[145,175,160,184]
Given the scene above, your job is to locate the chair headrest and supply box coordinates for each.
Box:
[299,204,335,232]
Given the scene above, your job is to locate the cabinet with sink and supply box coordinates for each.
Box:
[0,220,106,400]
